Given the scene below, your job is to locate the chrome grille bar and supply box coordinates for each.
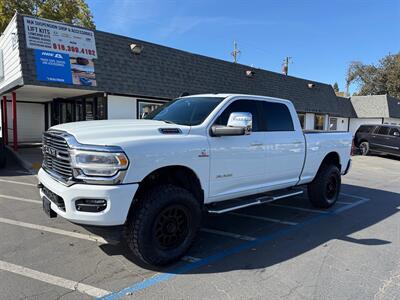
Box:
[42,131,73,181]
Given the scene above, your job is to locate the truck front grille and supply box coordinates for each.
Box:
[42,131,73,180]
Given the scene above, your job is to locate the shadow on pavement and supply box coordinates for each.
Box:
[96,184,400,274]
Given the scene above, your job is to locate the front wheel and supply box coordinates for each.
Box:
[308,164,341,208]
[125,184,202,266]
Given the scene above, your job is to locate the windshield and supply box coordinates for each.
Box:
[145,97,224,126]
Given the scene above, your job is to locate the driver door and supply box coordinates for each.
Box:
[208,99,266,201]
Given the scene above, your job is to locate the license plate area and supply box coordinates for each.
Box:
[42,196,57,218]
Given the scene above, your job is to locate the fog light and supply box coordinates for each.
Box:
[75,199,107,212]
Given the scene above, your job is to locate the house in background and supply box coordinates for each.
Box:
[348,95,400,133]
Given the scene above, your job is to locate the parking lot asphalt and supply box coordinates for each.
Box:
[0,154,400,299]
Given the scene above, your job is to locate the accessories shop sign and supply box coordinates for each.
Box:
[35,50,97,87]
[24,16,97,59]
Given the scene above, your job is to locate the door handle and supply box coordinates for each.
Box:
[250,142,264,147]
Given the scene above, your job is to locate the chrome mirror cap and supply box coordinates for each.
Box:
[227,112,252,134]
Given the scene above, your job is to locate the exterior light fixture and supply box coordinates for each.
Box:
[308,83,315,88]
[130,43,143,54]
[245,70,255,77]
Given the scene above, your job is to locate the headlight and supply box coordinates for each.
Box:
[69,149,129,177]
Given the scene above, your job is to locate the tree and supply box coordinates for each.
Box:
[0,0,95,33]
[346,53,400,98]
[332,82,339,93]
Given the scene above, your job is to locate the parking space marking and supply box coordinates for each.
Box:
[200,228,257,241]
[266,203,331,214]
[0,178,37,187]
[0,217,112,244]
[229,212,298,226]
[0,194,41,204]
[0,260,110,298]
[101,196,370,300]
[336,201,353,205]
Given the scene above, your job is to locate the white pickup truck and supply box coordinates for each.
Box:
[38,94,352,265]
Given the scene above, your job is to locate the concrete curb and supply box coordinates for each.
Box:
[5,146,37,175]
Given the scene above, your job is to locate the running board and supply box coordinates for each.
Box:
[206,189,304,214]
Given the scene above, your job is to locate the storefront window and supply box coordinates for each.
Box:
[137,99,166,119]
[298,113,305,129]
[329,117,338,130]
[51,94,107,125]
[314,114,325,130]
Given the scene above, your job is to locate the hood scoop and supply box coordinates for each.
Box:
[158,128,182,134]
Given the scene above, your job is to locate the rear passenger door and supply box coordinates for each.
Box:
[371,126,391,153]
[261,101,305,188]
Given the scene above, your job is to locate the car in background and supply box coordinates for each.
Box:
[354,124,400,156]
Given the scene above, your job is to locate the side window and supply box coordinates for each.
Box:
[262,102,294,131]
[377,126,390,135]
[215,100,261,132]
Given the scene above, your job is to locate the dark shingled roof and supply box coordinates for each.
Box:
[17,14,347,116]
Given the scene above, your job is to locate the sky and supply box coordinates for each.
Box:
[86,0,400,94]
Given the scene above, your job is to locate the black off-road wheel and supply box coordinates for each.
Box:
[359,141,370,156]
[307,164,341,208]
[125,184,202,266]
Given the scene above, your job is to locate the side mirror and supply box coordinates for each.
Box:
[210,112,252,137]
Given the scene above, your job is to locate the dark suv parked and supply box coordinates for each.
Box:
[354,124,400,156]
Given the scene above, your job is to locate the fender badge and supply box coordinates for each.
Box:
[198,149,209,158]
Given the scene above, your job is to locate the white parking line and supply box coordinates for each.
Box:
[0,194,41,204]
[337,201,353,205]
[266,203,331,214]
[340,192,370,201]
[200,228,257,241]
[229,212,298,226]
[0,260,110,298]
[0,178,37,187]
[0,217,111,244]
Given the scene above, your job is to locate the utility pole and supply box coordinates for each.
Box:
[282,56,292,75]
[231,41,241,63]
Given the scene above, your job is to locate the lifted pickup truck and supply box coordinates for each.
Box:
[38,94,352,265]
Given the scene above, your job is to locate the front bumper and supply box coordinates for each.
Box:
[38,168,138,226]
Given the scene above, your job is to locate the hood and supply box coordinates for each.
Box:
[50,119,190,146]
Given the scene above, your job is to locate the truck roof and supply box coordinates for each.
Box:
[183,93,293,105]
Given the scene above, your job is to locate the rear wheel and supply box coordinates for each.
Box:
[308,164,341,208]
[359,141,370,156]
[125,184,201,266]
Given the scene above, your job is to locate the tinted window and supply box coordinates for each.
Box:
[377,126,390,135]
[262,102,294,131]
[215,100,261,132]
[357,125,375,133]
[146,97,223,126]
